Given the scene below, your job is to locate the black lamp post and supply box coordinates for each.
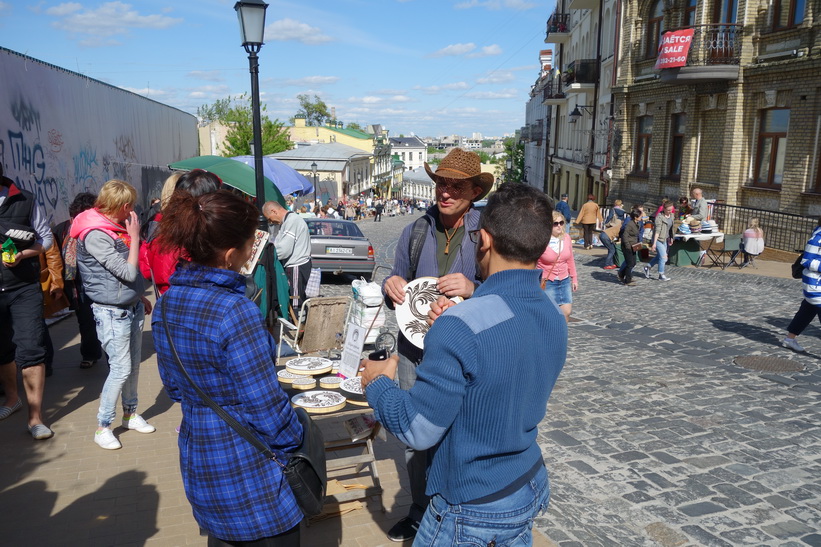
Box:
[234,0,268,230]
[311,161,318,209]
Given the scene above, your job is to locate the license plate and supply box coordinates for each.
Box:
[326,247,353,255]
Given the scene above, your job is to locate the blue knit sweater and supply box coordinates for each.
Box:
[367,268,567,503]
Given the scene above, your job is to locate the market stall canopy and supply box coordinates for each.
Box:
[169,155,286,206]
[230,155,314,197]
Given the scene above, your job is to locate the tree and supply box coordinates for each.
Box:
[502,137,525,183]
[346,122,363,132]
[197,94,292,156]
[296,94,330,126]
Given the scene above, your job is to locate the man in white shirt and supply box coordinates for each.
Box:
[263,201,313,311]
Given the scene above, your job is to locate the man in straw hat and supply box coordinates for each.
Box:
[379,147,492,541]
[363,184,564,545]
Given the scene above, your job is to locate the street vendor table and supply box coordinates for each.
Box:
[278,357,384,512]
[670,232,724,267]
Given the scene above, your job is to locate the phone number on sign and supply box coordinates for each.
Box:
[657,56,688,66]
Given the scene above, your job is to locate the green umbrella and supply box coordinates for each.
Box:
[169,155,286,207]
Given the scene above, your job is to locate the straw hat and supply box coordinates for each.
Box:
[424,148,494,201]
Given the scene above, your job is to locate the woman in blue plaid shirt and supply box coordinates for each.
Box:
[152,190,304,546]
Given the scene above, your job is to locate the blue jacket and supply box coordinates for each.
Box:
[801,226,821,306]
[367,268,567,503]
[153,264,303,541]
[555,200,571,222]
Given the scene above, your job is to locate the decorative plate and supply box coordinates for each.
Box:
[340,376,364,396]
[395,277,462,349]
[292,377,316,390]
[319,376,343,389]
[277,369,301,384]
[285,356,333,376]
[291,391,347,414]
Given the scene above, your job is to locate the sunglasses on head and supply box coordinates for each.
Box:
[553,220,565,226]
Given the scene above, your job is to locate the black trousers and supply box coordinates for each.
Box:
[285,260,312,312]
[787,299,821,336]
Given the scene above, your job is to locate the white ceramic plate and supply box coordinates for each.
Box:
[291,391,347,414]
[277,369,300,384]
[285,356,333,376]
[395,277,462,349]
[340,376,364,396]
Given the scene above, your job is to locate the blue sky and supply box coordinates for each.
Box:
[1,0,552,137]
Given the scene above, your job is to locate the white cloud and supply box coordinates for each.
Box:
[187,71,224,82]
[466,88,518,99]
[373,88,407,95]
[348,95,413,105]
[429,43,475,58]
[283,76,340,86]
[0,1,11,15]
[121,86,173,100]
[415,82,470,94]
[467,44,503,58]
[455,0,537,10]
[265,18,332,45]
[477,71,516,84]
[47,1,182,45]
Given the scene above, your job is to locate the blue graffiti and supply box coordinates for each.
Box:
[6,130,46,184]
[10,97,41,135]
[73,146,98,189]
[15,175,59,221]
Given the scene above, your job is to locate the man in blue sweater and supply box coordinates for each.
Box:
[363,184,567,546]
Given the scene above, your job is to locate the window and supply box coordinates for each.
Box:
[684,0,697,26]
[773,0,805,29]
[401,152,405,160]
[668,113,687,176]
[754,108,790,188]
[646,0,665,59]
[634,116,653,174]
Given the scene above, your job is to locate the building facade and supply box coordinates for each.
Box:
[522,49,554,194]
[389,136,428,171]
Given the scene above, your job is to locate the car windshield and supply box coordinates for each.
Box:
[307,220,364,237]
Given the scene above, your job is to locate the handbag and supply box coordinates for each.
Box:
[631,242,643,252]
[160,298,327,517]
[792,253,804,279]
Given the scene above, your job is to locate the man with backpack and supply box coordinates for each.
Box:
[379,148,492,542]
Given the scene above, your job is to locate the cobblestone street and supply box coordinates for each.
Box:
[347,213,821,546]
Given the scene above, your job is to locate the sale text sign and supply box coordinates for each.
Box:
[654,29,695,69]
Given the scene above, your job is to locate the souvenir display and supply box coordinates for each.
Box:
[340,377,364,396]
[291,391,347,414]
[285,356,333,376]
[395,277,462,350]
[319,376,343,389]
[292,377,317,390]
[277,369,301,384]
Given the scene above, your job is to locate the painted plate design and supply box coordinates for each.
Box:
[285,356,333,376]
[395,277,462,350]
[292,377,317,390]
[277,369,300,384]
[340,376,364,396]
[291,391,347,414]
[319,376,343,389]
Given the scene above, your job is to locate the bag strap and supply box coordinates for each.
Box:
[406,216,429,280]
[160,298,286,468]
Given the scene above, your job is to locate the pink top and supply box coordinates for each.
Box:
[537,233,577,283]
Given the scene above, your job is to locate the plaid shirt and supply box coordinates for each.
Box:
[152,263,303,541]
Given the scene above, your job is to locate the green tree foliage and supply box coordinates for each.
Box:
[296,94,331,126]
[197,94,292,156]
[346,122,363,132]
[503,137,525,183]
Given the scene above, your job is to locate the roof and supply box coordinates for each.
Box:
[325,126,373,140]
[402,167,434,186]
[389,136,426,148]
[269,142,372,173]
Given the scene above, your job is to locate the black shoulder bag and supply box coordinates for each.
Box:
[160,298,327,517]
[406,216,430,281]
[792,253,804,279]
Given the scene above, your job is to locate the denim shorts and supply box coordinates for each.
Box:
[543,276,572,306]
[0,283,46,368]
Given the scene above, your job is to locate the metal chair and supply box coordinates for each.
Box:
[277,296,352,362]
[706,234,742,269]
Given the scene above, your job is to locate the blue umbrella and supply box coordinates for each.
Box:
[230,156,314,197]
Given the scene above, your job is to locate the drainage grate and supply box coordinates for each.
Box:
[734,355,804,372]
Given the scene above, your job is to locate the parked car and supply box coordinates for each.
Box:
[305,218,375,279]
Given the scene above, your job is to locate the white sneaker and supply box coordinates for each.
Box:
[659,275,671,281]
[94,428,122,450]
[122,414,156,433]
[643,266,650,279]
[782,337,805,353]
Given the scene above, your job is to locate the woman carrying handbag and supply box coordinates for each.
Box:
[152,190,306,546]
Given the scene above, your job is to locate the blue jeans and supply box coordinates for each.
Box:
[600,232,616,267]
[648,240,668,275]
[93,302,145,428]
[414,465,550,546]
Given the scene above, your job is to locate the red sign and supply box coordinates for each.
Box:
[654,29,695,69]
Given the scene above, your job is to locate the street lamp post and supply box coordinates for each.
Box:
[311,161,318,210]
[234,0,268,231]
[505,158,513,183]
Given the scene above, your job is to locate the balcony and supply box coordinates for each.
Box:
[568,0,598,9]
[545,13,571,45]
[542,81,568,105]
[658,24,742,85]
[563,59,598,94]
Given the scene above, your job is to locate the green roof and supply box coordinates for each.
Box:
[324,125,373,140]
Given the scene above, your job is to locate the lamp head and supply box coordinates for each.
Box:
[568,107,582,124]
[234,0,268,49]
[311,161,318,176]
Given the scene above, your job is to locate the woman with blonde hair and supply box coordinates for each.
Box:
[537,210,578,321]
[70,179,154,450]
[740,217,765,267]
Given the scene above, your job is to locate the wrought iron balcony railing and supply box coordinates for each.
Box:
[546,13,570,34]
[668,24,742,67]
[563,59,599,85]
[543,81,566,101]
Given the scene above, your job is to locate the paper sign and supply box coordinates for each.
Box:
[654,29,695,70]
[338,322,366,379]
